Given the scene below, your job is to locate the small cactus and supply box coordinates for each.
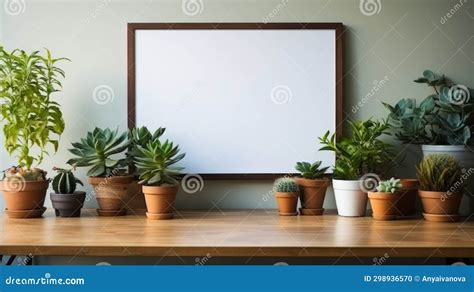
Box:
[52,167,83,194]
[376,177,402,193]
[273,178,299,193]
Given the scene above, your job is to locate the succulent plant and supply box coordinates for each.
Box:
[295,161,329,179]
[2,166,47,181]
[67,127,129,177]
[51,167,83,194]
[319,119,394,180]
[273,178,299,193]
[376,177,402,193]
[384,69,474,145]
[132,136,185,186]
[416,154,463,192]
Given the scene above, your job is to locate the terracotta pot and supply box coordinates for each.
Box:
[126,180,147,212]
[275,192,298,216]
[88,176,133,216]
[296,177,329,214]
[142,184,179,220]
[418,190,462,221]
[368,191,402,220]
[397,179,418,216]
[50,191,86,217]
[1,180,49,216]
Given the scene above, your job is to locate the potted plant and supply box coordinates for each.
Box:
[273,178,299,216]
[131,129,185,220]
[50,167,85,217]
[67,127,132,216]
[0,48,68,218]
[368,178,402,220]
[319,119,394,217]
[416,154,464,222]
[294,161,330,215]
[383,69,474,163]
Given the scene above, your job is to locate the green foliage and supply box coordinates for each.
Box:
[2,166,47,181]
[132,131,185,186]
[52,167,83,194]
[416,154,463,192]
[0,47,68,170]
[67,128,129,177]
[319,119,393,180]
[295,161,329,179]
[127,126,165,159]
[273,177,299,193]
[376,177,402,193]
[384,69,474,145]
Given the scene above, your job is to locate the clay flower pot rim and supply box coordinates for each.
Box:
[88,175,133,184]
[275,191,298,197]
[368,191,401,196]
[0,179,49,191]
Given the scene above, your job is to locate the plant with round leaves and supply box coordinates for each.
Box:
[0,47,68,179]
[295,161,329,179]
[376,177,402,193]
[416,154,463,192]
[273,178,299,193]
[51,167,84,194]
[67,128,129,177]
[132,136,186,186]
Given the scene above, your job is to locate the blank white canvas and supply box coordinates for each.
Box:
[135,29,336,174]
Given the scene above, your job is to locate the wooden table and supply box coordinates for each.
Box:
[0,209,473,258]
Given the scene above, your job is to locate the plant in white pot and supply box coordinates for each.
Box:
[0,48,68,218]
[319,119,394,217]
[383,69,474,214]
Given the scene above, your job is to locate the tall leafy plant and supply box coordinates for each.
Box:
[319,119,394,180]
[0,47,68,174]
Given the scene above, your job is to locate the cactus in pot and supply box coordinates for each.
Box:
[50,167,86,217]
[368,178,403,221]
[273,178,299,216]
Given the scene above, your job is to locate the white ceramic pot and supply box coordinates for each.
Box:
[332,179,368,217]
[421,145,474,215]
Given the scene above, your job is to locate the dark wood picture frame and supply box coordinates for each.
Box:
[127,23,344,180]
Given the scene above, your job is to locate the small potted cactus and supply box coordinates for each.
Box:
[368,178,402,220]
[295,161,330,215]
[416,154,464,222]
[50,167,85,217]
[273,178,299,216]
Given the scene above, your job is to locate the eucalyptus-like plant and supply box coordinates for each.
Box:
[295,161,329,179]
[319,119,394,180]
[132,136,185,186]
[384,70,474,145]
[67,128,129,177]
[0,47,68,177]
[416,154,463,192]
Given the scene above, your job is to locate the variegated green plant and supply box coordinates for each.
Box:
[0,47,68,177]
[67,128,129,177]
[376,178,402,193]
[416,154,463,192]
[295,161,329,179]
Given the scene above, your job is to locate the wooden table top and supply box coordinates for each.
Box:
[0,209,473,258]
